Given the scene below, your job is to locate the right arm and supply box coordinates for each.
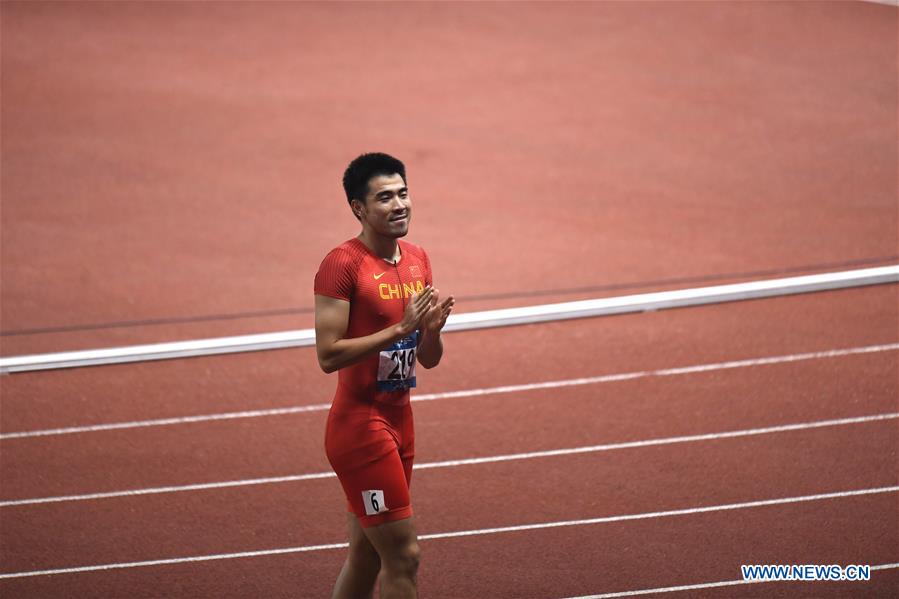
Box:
[314,287,434,374]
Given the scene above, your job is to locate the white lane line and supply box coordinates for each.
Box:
[414,412,899,470]
[0,542,352,580]
[0,404,333,440]
[561,563,899,598]
[3,412,896,507]
[1,486,896,579]
[0,472,338,507]
[420,486,899,540]
[3,342,897,440]
[413,342,899,402]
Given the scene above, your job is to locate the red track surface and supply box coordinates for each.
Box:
[2,287,897,596]
[2,2,897,598]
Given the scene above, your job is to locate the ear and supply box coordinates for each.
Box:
[351,199,365,220]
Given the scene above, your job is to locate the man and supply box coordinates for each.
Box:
[314,152,454,598]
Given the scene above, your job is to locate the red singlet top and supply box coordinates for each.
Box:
[314,237,433,405]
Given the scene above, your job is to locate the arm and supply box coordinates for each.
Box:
[417,327,444,369]
[417,290,455,369]
[314,288,434,374]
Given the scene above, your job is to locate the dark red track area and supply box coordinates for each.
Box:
[3,416,897,566]
[2,288,898,596]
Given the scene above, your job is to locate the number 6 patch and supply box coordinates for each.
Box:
[362,490,386,516]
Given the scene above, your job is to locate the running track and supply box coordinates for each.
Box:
[1,2,897,598]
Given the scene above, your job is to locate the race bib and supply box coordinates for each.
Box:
[377,331,418,392]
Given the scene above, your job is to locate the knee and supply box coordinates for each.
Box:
[386,541,420,578]
[404,541,421,572]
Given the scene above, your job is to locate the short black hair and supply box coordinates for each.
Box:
[342,152,407,205]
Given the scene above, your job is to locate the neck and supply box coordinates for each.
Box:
[358,229,400,262]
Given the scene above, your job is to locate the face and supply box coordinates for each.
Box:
[353,173,411,238]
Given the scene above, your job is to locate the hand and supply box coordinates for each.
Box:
[396,286,435,337]
[421,288,455,335]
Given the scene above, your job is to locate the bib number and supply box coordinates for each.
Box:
[377,332,418,392]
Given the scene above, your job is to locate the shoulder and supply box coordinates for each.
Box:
[315,239,369,300]
[318,239,368,271]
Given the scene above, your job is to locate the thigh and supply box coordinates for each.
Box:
[401,453,414,488]
[326,396,415,527]
[326,414,412,527]
[399,402,415,487]
[337,446,412,528]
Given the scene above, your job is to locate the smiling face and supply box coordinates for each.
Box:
[352,173,411,239]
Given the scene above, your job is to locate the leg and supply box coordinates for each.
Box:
[326,398,418,597]
[362,515,420,599]
[331,512,381,599]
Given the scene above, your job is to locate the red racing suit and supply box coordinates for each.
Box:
[314,237,433,526]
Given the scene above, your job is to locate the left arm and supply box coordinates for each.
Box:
[417,327,444,369]
[417,288,454,369]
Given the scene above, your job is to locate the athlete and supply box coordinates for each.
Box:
[314,152,454,598]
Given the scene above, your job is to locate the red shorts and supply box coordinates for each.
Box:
[324,385,415,528]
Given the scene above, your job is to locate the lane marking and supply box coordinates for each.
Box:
[413,342,899,402]
[0,405,333,440]
[0,485,896,579]
[561,563,899,598]
[414,412,899,471]
[3,412,896,507]
[3,342,897,440]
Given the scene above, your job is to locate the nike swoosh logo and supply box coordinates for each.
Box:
[373,272,386,280]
